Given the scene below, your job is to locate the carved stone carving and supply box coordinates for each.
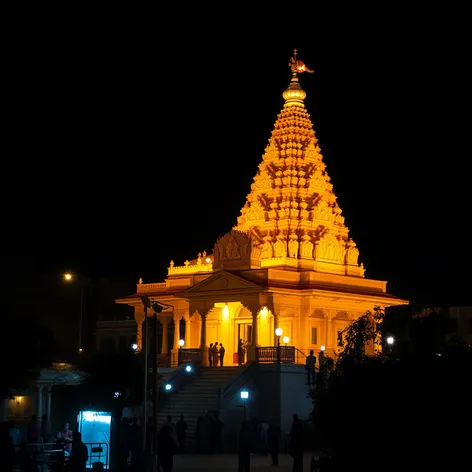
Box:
[300,233,314,259]
[288,231,299,258]
[308,169,327,191]
[346,238,360,265]
[316,231,343,262]
[312,200,334,223]
[273,234,287,258]
[260,235,274,259]
[245,199,266,222]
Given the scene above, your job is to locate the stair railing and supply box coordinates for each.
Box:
[217,362,258,409]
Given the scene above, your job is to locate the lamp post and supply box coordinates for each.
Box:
[140,295,173,456]
[283,336,289,346]
[63,273,89,357]
[275,328,283,364]
[178,339,185,348]
[240,389,249,420]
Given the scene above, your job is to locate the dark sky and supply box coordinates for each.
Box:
[2,9,471,351]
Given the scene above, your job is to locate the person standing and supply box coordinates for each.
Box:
[176,415,187,453]
[212,342,219,367]
[157,425,176,472]
[289,414,304,472]
[56,421,73,454]
[305,350,316,385]
[208,343,214,367]
[68,431,88,472]
[238,339,245,366]
[267,420,281,466]
[41,414,51,443]
[237,421,251,472]
[219,343,226,366]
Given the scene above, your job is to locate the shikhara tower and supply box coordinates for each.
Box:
[234,50,362,277]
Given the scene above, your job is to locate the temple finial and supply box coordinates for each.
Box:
[289,49,314,74]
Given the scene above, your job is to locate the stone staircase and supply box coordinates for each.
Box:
[157,366,240,450]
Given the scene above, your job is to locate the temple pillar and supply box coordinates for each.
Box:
[46,386,52,421]
[171,313,182,367]
[184,316,191,348]
[37,384,44,431]
[200,310,209,366]
[325,310,336,354]
[135,311,145,351]
[173,315,180,349]
[246,302,260,362]
[161,318,169,355]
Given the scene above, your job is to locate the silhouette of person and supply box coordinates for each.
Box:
[219,343,226,366]
[208,343,214,367]
[289,414,304,472]
[158,425,175,472]
[238,339,245,366]
[267,420,281,466]
[176,415,187,453]
[68,431,88,472]
[238,421,251,472]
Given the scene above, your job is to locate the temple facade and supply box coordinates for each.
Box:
[116,52,408,366]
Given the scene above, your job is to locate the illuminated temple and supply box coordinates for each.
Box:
[116,51,408,367]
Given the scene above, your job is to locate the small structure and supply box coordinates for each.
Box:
[1,362,84,436]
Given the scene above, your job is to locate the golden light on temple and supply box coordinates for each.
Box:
[116,51,409,367]
[222,303,229,321]
[64,273,72,281]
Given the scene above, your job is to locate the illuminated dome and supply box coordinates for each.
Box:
[282,74,306,107]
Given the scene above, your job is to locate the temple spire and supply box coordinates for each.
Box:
[234,52,364,277]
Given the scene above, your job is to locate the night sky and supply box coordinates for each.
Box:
[2,12,470,357]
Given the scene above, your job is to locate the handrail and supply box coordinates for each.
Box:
[295,347,307,365]
[217,362,258,409]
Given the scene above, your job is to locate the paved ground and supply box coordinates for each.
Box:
[173,453,313,471]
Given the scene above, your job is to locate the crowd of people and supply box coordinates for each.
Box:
[1,417,88,472]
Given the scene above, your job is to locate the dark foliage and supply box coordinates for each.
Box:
[68,351,144,419]
[311,307,472,471]
[2,313,59,398]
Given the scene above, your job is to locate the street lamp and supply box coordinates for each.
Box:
[283,336,290,346]
[240,389,249,420]
[178,339,185,348]
[386,336,395,345]
[131,343,138,351]
[63,272,88,355]
[275,328,283,364]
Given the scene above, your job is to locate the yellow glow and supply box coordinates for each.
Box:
[79,348,83,352]
[320,345,326,351]
[275,328,283,337]
[260,306,268,318]
[64,273,72,281]
[283,336,290,344]
[15,396,22,404]
[222,303,229,321]
[205,257,211,263]
[178,339,185,347]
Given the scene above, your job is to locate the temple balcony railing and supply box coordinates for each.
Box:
[137,283,167,293]
[177,348,201,365]
[255,346,296,364]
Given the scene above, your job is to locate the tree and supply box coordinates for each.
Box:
[310,307,472,471]
[67,351,144,419]
[2,312,59,399]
